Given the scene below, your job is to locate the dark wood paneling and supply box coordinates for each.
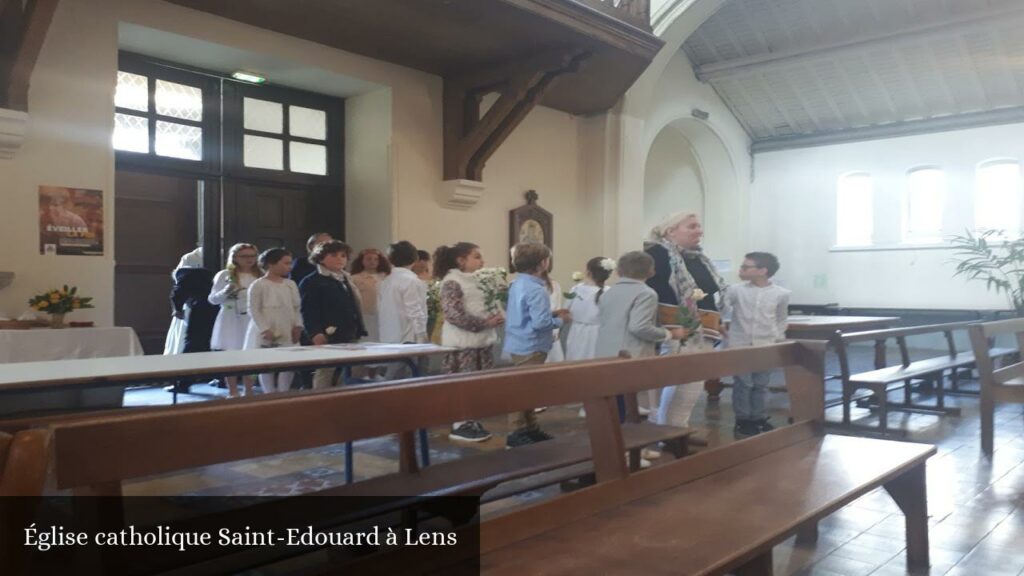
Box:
[225,180,343,256]
[166,0,661,116]
[114,171,199,354]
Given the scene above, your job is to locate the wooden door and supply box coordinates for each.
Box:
[224,181,343,256]
[114,171,200,354]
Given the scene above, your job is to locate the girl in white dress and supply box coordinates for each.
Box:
[245,248,303,394]
[565,257,614,361]
[209,243,259,397]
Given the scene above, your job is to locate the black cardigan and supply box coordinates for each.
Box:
[644,243,719,311]
[299,272,367,344]
[170,267,219,353]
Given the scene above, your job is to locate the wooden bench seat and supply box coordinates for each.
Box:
[479,426,934,575]
[5,341,939,575]
[832,322,992,434]
[326,422,691,500]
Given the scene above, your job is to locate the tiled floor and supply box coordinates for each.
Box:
[121,347,1024,575]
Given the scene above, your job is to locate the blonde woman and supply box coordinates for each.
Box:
[209,242,259,397]
[644,212,727,434]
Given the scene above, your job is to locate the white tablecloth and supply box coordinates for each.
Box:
[0,327,143,364]
[0,327,143,417]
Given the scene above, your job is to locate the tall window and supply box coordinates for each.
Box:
[836,173,874,246]
[903,167,945,243]
[976,160,1023,237]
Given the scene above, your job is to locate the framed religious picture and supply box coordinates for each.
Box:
[508,190,553,269]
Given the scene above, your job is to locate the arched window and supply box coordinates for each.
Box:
[836,173,873,246]
[903,167,945,243]
[975,160,1023,237]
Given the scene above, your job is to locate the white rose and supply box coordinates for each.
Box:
[600,258,616,272]
[325,326,337,336]
[692,288,707,301]
[571,271,584,282]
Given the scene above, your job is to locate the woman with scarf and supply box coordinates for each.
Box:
[644,211,727,434]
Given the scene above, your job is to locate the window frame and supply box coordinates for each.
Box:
[114,53,222,176]
[902,166,946,244]
[835,171,874,248]
[222,81,344,187]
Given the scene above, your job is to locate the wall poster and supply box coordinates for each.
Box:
[39,185,104,256]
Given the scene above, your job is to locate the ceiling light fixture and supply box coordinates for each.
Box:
[231,71,266,84]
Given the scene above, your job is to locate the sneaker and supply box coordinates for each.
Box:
[757,418,774,433]
[640,448,662,460]
[506,429,535,448]
[527,429,554,443]
[449,421,492,443]
[733,420,760,438]
[638,406,651,416]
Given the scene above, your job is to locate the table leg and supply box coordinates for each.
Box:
[884,463,930,571]
[344,441,354,484]
[406,359,431,468]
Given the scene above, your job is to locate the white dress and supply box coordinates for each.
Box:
[209,271,257,351]
[243,277,303,349]
[565,284,605,361]
[546,280,565,363]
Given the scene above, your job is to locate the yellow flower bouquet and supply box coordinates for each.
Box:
[28,285,94,328]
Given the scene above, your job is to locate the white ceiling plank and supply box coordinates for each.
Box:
[681,0,1024,146]
[695,1,1024,81]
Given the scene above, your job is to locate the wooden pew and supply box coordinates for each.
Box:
[832,321,1013,434]
[969,318,1024,456]
[22,342,934,575]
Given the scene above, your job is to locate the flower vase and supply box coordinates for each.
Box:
[49,313,66,329]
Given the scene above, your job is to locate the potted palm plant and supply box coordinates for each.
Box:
[949,229,1024,317]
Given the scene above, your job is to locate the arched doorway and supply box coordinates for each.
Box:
[643,124,704,233]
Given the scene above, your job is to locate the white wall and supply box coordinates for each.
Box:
[0,0,117,323]
[0,0,593,323]
[643,125,703,232]
[751,122,1024,309]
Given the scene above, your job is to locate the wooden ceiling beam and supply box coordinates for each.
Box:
[444,49,589,182]
[1,0,60,111]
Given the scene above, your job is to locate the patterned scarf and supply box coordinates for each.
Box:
[659,238,727,314]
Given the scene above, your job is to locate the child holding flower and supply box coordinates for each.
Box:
[300,240,367,389]
[565,257,615,361]
[209,243,259,397]
[244,248,303,393]
[434,242,505,442]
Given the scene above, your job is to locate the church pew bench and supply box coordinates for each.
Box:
[969,318,1024,456]
[831,321,1012,434]
[476,422,934,576]
[19,343,829,574]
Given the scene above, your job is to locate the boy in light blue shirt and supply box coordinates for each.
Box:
[503,242,570,447]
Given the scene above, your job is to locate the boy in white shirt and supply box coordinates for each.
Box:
[378,240,429,345]
[722,252,790,438]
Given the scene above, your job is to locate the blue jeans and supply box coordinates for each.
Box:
[733,371,771,421]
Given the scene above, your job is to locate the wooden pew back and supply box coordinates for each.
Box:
[969,318,1024,455]
[49,341,827,493]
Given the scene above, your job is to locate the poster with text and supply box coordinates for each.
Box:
[39,186,104,256]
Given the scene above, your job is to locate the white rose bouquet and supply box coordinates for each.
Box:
[474,267,510,314]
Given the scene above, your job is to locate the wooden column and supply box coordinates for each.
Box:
[0,0,60,111]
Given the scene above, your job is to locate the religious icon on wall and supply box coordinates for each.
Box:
[38,186,104,256]
[509,190,553,269]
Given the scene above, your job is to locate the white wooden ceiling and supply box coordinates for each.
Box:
[682,0,1024,149]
